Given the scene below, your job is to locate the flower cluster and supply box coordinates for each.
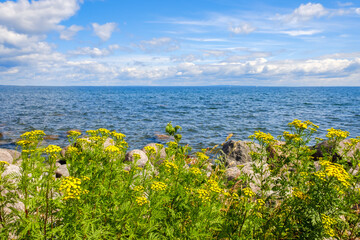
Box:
[67,130,81,138]
[288,119,318,131]
[283,131,301,142]
[196,152,209,162]
[207,179,222,193]
[136,196,149,206]
[151,181,167,191]
[163,160,179,173]
[20,130,45,141]
[133,186,144,192]
[44,145,62,156]
[190,167,202,175]
[66,146,79,155]
[196,189,210,203]
[167,141,178,149]
[97,128,110,136]
[132,153,141,161]
[321,214,337,237]
[0,160,9,165]
[242,187,255,198]
[249,131,274,144]
[105,145,121,154]
[319,160,351,187]
[111,131,126,140]
[16,140,33,147]
[292,187,310,201]
[59,176,86,201]
[326,128,349,139]
[144,146,156,155]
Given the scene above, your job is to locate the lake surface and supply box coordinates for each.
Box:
[1,86,360,151]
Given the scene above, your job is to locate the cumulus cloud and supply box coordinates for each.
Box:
[60,25,84,40]
[229,23,256,34]
[69,44,120,57]
[277,3,328,24]
[0,0,82,34]
[92,22,117,41]
[137,37,180,52]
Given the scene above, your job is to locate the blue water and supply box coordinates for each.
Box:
[1,86,360,151]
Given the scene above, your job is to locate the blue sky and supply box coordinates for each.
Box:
[0,0,360,86]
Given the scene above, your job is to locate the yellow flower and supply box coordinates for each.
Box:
[66,146,79,155]
[167,141,178,149]
[242,187,255,197]
[321,214,336,237]
[0,161,10,165]
[67,130,81,138]
[59,176,86,201]
[163,160,179,173]
[105,145,120,154]
[196,152,209,162]
[249,131,274,144]
[44,145,62,155]
[20,130,45,141]
[190,167,202,175]
[292,187,310,201]
[326,128,349,139]
[136,196,149,206]
[319,160,351,187]
[151,181,167,191]
[97,128,110,135]
[207,179,222,193]
[144,146,156,155]
[111,131,126,140]
[133,186,144,192]
[196,189,210,203]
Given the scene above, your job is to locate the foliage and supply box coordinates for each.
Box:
[0,120,360,239]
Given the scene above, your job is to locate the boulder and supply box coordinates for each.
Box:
[125,149,149,168]
[154,133,174,141]
[5,149,21,162]
[1,164,21,179]
[312,139,360,164]
[222,140,260,167]
[0,149,13,164]
[55,165,69,178]
[142,143,166,163]
[44,135,59,140]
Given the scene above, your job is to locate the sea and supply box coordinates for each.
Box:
[1,86,360,152]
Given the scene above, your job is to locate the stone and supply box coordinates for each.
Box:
[154,133,174,141]
[1,164,21,179]
[55,165,69,178]
[0,149,13,164]
[44,135,59,140]
[222,140,260,167]
[142,143,166,163]
[0,132,3,139]
[125,149,149,168]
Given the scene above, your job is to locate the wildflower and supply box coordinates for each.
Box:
[163,160,179,173]
[133,186,144,192]
[0,161,9,165]
[89,136,102,142]
[208,179,222,193]
[196,152,209,162]
[105,145,120,154]
[20,130,45,141]
[66,146,79,155]
[292,187,310,201]
[144,146,156,155]
[196,189,210,203]
[242,187,255,197]
[249,131,274,144]
[16,140,33,147]
[133,153,141,161]
[67,130,81,138]
[283,131,301,142]
[86,130,97,136]
[111,131,126,140]
[288,119,308,130]
[151,181,167,191]
[190,167,202,175]
[326,128,349,139]
[155,143,163,149]
[44,145,62,156]
[136,196,149,206]
[59,176,86,201]
[319,160,351,187]
[321,214,337,237]
[167,141,178,149]
[97,128,110,135]
[82,176,90,181]
[256,199,265,208]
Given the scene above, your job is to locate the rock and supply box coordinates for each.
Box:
[312,139,360,163]
[103,138,115,148]
[267,141,286,160]
[55,165,69,178]
[4,201,25,215]
[222,140,260,167]
[225,166,241,181]
[142,143,166,163]
[0,149,14,164]
[0,132,3,139]
[5,149,21,163]
[1,164,21,179]
[154,133,174,141]
[44,135,59,140]
[125,149,149,168]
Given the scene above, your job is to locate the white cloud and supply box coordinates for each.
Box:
[60,25,84,40]
[229,23,255,34]
[356,8,360,15]
[137,37,180,52]
[0,0,82,34]
[69,44,120,57]
[277,3,328,24]
[280,29,322,36]
[337,2,353,7]
[92,22,117,41]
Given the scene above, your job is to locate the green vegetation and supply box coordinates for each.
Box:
[1,120,360,239]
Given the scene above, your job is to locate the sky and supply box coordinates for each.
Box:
[0,0,360,86]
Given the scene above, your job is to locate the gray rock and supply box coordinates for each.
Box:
[125,149,149,168]
[5,149,21,162]
[4,201,25,215]
[222,140,260,167]
[2,164,21,179]
[0,149,13,164]
[142,143,166,163]
[55,165,69,178]
[225,167,241,181]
